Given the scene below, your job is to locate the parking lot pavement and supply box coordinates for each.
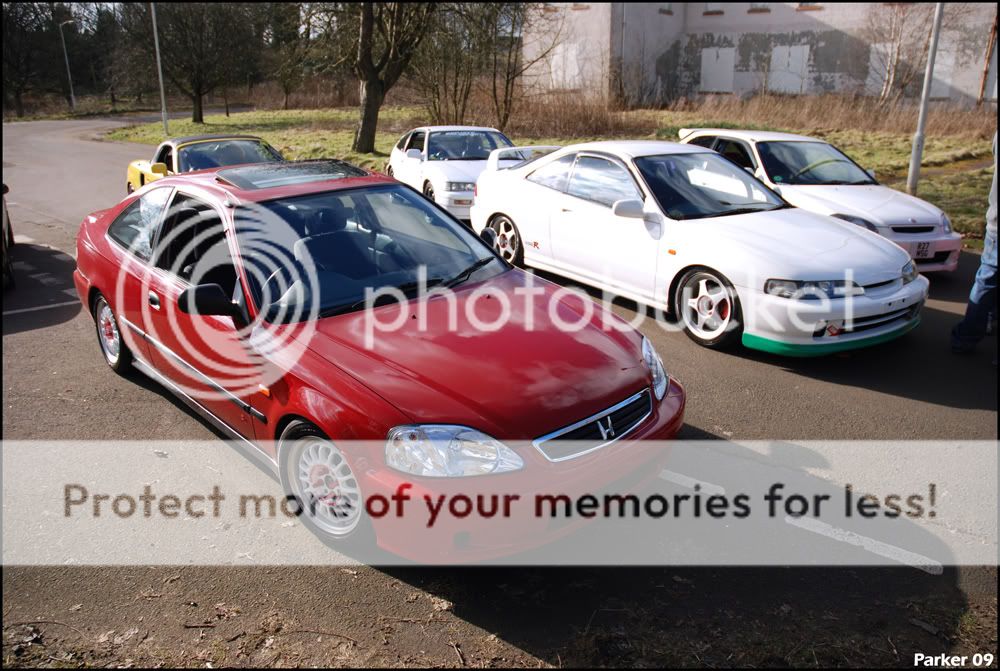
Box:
[2,119,997,667]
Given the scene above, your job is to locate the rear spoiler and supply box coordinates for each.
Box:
[485,145,561,172]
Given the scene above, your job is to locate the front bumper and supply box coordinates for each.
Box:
[361,379,686,562]
[437,191,474,221]
[886,231,962,272]
[740,275,929,357]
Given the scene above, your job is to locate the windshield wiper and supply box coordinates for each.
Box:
[321,278,448,317]
[443,257,494,288]
[716,206,781,217]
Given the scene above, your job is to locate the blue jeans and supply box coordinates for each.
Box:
[952,228,997,349]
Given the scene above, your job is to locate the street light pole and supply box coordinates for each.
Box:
[58,19,76,112]
[151,3,169,137]
[906,2,945,195]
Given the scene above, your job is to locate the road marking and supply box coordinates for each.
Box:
[658,469,727,495]
[784,516,943,575]
[3,300,80,316]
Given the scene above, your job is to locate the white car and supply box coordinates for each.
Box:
[386,126,515,221]
[471,141,929,356]
[678,128,962,272]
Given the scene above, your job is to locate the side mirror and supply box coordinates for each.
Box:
[611,198,645,219]
[178,283,237,318]
[405,149,422,161]
[866,169,876,180]
[480,227,498,247]
[150,162,169,176]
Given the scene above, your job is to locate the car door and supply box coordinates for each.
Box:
[395,130,427,189]
[142,190,263,438]
[516,153,577,264]
[549,154,661,303]
[103,186,174,363]
[388,131,411,177]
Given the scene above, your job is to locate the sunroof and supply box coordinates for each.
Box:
[217,160,367,190]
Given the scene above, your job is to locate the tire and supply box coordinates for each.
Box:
[278,420,375,551]
[422,181,435,202]
[674,268,743,349]
[489,214,524,266]
[92,294,133,373]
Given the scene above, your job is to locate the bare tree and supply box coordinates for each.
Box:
[2,2,49,117]
[410,3,485,125]
[865,3,972,105]
[486,3,563,132]
[350,2,435,153]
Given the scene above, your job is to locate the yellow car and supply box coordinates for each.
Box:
[125,134,284,193]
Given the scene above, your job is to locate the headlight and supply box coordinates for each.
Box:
[764,279,862,300]
[901,260,918,284]
[385,425,523,477]
[641,336,669,400]
[941,213,952,233]
[832,214,879,233]
[445,181,476,192]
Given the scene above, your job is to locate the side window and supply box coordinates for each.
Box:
[716,140,756,170]
[405,132,425,153]
[154,194,237,293]
[396,132,411,150]
[526,154,576,192]
[155,145,173,169]
[687,135,717,149]
[107,187,172,260]
[567,156,642,207]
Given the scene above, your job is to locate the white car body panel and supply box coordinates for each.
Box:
[472,140,929,355]
[387,125,513,221]
[679,128,962,271]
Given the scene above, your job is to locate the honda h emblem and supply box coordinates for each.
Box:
[596,415,615,440]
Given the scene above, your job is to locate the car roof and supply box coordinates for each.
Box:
[165,134,269,147]
[560,140,708,159]
[679,128,819,143]
[148,159,395,204]
[410,125,502,133]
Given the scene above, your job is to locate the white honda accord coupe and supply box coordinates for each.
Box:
[678,128,963,272]
[386,125,516,221]
[470,141,930,356]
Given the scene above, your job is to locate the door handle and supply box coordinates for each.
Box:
[561,208,574,213]
[148,291,161,310]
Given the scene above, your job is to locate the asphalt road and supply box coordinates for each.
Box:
[2,119,997,667]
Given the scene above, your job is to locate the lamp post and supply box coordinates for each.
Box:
[58,19,77,112]
[906,2,945,195]
[150,3,169,137]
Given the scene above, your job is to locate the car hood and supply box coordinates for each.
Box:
[425,160,489,184]
[693,207,910,286]
[299,270,650,441]
[776,184,944,227]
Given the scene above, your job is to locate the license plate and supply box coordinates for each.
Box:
[914,242,931,259]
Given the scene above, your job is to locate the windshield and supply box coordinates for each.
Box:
[234,184,503,322]
[179,140,282,172]
[634,153,785,220]
[756,141,875,186]
[426,130,512,161]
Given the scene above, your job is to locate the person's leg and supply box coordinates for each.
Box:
[952,229,998,352]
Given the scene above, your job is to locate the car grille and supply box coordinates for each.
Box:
[813,302,922,338]
[891,225,935,234]
[533,389,653,462]
[917,251,953,264]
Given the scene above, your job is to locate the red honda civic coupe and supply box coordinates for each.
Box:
[73,160,685,560]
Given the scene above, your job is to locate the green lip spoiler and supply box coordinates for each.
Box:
[741,318,920,357]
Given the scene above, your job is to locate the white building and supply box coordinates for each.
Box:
[524,2,998,106]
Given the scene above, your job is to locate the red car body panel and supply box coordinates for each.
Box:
[73,167,686,560]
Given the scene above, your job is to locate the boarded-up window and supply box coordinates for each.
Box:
[700,47,735,93]
[549,42,584,89]
[929,44,956,99]
[768,44,810,94]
